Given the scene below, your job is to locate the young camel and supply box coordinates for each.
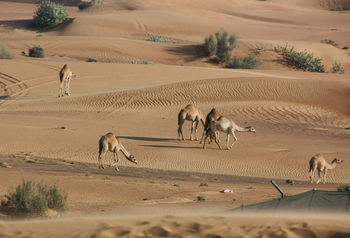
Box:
[203,116,256,150]
[58,64,72,97]
[199,108,221,144]
[309,154,343,184]
[178,104,205,141]
[98,132,137,171]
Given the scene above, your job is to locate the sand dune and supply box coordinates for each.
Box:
[0,0,350,233]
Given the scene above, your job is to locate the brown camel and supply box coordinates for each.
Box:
[58,64,72,97]
[199,108,221,144]
[98,132,137,171]
[177,104,205,141]
[309,154,343,184]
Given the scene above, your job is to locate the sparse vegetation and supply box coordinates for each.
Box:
[332,61,345,74]
[337,184,350,192]
[0,179,67,217]
[320,39,338,47]
[130,59,150,64]
[87,57,98,62]
[197,195,206,202]
[173,182,180,187]
[33,0,68,27]
[204,30,237,63]
[78,0,103,10]
[0,44,12,59]
[274,45,325,72]
[199,182,208,187]
[226,54,260,69]
[29,46,45,58]
[145,35,167,43]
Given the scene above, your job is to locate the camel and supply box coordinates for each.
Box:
[199,108,221,144]
[178,104,205,141]
[309,154,343,184]
[58,64,72,97]
[98,132,137,171]
[203,116,256,150]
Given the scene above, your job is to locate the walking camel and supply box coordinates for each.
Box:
[199,108,221,144]
[203,116,256,150]
[178,104,205,141]
[309,154,343,184]
[58,64,72,97]
[98,132,137,172]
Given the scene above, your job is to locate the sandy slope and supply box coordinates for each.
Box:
[0,0,350,234]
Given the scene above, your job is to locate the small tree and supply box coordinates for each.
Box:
[204,30,237,63]
[29,46,45,58]
[33,0,68,27]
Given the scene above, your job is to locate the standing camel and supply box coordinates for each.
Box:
[309,154,343,184]
[58,64,72,97]
[98,132,137,171]
[203,116,256,150]
[199,108,221,144]
[178,104,205,141]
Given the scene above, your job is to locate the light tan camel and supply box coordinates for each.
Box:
[178,104,205,141]
[58,64,72,97]
[309,154,343,184]
[203,116,256,150]
[98,132,137,171]
[199,108,221,144]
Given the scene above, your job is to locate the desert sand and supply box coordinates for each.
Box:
[0,0,350,237]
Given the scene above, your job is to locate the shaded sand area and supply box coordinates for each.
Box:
[0,0,350,236]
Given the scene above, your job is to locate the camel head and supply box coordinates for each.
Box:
[128,154,138,165]
[332,158,343,164]
[246,126,256,133]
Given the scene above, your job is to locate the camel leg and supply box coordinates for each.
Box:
[194,120,199,141]
[226,132,230,150]
[98,150,107,169]
[316,170,322,184]
[230,131,237,149]
[58,81,64,97]
[323,169,327,184]
[65,78,70,96]
[309,170,314,184]
[190,121,196,140]
[199,130,206,144]
[178,122,185,141]
[203,130,211,149]
[111,149,120,171]
[213,132,222,150]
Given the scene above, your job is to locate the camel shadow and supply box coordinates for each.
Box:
[141,144,201,150]
[118,136,176,142]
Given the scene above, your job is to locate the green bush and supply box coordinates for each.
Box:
[226,53,260,69]
[145,35,167,43]
[29,46,45,58]
[78,1,92,10]
[337,184,350,192]
[204,30,237,63]
[0,44,12,59]
[275,45,325,72]
[33,0,68,27]
[0,180,67,217]
[332,61,345,74]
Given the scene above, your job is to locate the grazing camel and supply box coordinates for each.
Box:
[309,154,343,184]
[199,108,221,144]
[178,104,205,141]
[203,116,256,150]
[58,64,72,97]
[98,132,137,171]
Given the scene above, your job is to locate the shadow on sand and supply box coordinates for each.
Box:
[118,136,176,142]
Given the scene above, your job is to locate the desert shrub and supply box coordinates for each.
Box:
[33,0,68,27]
[130,59,150,64]
[87,57,98,62]
[226,54,260,69]
[332,61,345,74]
[0,44,12,59]
[0,180,67,216]
[78,0,103,10]
[145,35,167,43]
[204,30,237,63]
[320,39,338,47]
[197,195,205,202]
[275,45,325,72]
[338,184,350,192]
[29,46,45,58]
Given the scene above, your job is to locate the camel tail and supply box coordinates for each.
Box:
[178,109,184,125]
